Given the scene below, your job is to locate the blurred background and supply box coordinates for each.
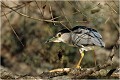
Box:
[1,0,119,75]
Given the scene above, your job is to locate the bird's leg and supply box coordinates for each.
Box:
[76,49,84,68]
[92,47,97,66]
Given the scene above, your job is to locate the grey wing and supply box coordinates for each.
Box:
[89,31,105,47]
[71,29,91,47]
[71,29,105,47]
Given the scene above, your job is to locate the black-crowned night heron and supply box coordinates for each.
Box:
[46,26,105,68]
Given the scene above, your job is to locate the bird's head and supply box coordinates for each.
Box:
[46,29,70,43]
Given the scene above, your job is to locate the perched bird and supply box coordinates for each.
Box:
[46,26,105,68]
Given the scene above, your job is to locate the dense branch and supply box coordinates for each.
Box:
[1,2,86,24]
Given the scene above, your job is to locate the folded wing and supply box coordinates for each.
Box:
[71,26,105,47]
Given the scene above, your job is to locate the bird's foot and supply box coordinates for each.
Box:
[76,65,81,69]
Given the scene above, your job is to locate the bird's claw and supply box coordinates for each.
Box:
[76,65,81,69]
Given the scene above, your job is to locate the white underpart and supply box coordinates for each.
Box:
[79,47,93,53]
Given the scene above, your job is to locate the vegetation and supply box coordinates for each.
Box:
[1,0,119,79]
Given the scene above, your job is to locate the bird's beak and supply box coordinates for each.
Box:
[45,37,58,43]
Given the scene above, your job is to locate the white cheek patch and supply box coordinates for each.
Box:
[58,37,64,42]
[53,38,61,42]
[60,33,70,42]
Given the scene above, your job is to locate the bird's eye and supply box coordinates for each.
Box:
[57,33,61,37]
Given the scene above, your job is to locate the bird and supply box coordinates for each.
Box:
[46,26,105,68]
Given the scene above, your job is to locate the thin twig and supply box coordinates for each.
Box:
[34,0,44,17]
[60,22,71,32]
[35,1,52,35]
[3,12,24,47]
[110,9,119,32]
[2,2,87,26]
[106,2,118,14]
[49,3,56,26]
[1,1,24,8]
[1,5,26,17]
[112,0,119,8]
[1,2,30,17]
[105,17,110,24]
[50,11,83,21]
[1,2,60,23]
[23,2,26,29]
[70,1,101,22]
[11,1,20,6]
[68,1,88,18]
[41,0,47,16]
[55,1,72,28]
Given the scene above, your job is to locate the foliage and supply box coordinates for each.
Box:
[1,1,119,78]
